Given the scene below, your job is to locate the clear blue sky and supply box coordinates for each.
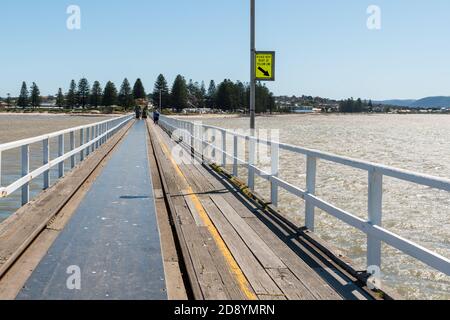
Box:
[1,0,450,100]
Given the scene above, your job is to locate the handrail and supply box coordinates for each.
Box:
[157,115,450,284]
[0,114,134,204]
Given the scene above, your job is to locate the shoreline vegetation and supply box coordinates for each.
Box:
[1,75,449,116]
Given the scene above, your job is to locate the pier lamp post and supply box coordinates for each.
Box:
[250,0,256,132]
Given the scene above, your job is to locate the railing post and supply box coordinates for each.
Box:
[248,136,256,191]
[80,128,85,161]
[70,131,75,169]
[271,141,280,207]
[201,125,205,163]
[233,135,238,177]
[96,125,100,148]
[21,145,29,206]
[211,129,216,161]
[190,122,195,160]
[86,127,90,156]
[221,130,227,167]
[305,156,317,231]
[43,139,50,189]
[368,169,383,271]
[91,125,95,153]
[58,134,64,178]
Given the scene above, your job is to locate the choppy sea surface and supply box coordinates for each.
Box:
[186,114,450,300]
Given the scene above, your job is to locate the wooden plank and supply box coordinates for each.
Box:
[198,228,249,300]
[266,268,316,300]
[181,223,229,300]
[244,216,342,300]
[199,196,283,296]
[210,194,285,270]
[183,193,206,227]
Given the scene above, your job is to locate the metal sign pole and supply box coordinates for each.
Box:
[250,0,256,132]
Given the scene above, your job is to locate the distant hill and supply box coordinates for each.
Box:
[375,96,450,108]
[411,96,450,108]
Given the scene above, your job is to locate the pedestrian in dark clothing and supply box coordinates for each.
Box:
[153,111,160,125]
[135,106,141,119]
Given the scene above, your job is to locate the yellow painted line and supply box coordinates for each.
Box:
[155,128,257,300]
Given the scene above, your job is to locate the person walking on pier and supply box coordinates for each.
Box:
[142,106,148,119]
[135,106,142,119]
[153,110,160,125]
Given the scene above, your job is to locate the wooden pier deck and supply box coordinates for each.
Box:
[147,121,374,300]
[0,119,380,300]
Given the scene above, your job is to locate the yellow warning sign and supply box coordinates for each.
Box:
[255,51,275,81]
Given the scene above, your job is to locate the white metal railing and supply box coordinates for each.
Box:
[158,114,450,280]
[0,114,134,206]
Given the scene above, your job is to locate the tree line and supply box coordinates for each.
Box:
[339,98,374,113]
[152,74,275,113]
[7,74,276,114]
[14,78,147,110]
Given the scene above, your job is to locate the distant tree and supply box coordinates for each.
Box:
[170,75,188,112]
[17,82,29,109]
[236,81,247,111]
[152,74,170,109]
[216,80,233,111]
[56,88,65,108]
[206,80,217,108]
[216,79,247,112]
[102,81,118,107]
[197,81,207,108]
[118,78,134,110]
[6,93,11,108]
[77,78,90,109]
[30,82,41,109]
[255,83,273,113]
[355,98,363,113]
[66,80,78,108]
[133,78,147,100]
[90,81,103,108]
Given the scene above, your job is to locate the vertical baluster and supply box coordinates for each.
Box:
[43,139,50,189]
[70,131,75,169]
[102,123,106,144]
[368,169,383,272]
[233,135,238,177]
[248,136,256,191]
[96,125,100,148]
[80,128,85,161]
[86,127,90,156]
[91,125,95,153]
[201,125,205,163]
[190,122,195,160]
[221,130,227,167]
[305,156,317,231]
[211,129,216,162]
[58,134,64,178]
[271,141,280,207]
[21,145,29,205]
